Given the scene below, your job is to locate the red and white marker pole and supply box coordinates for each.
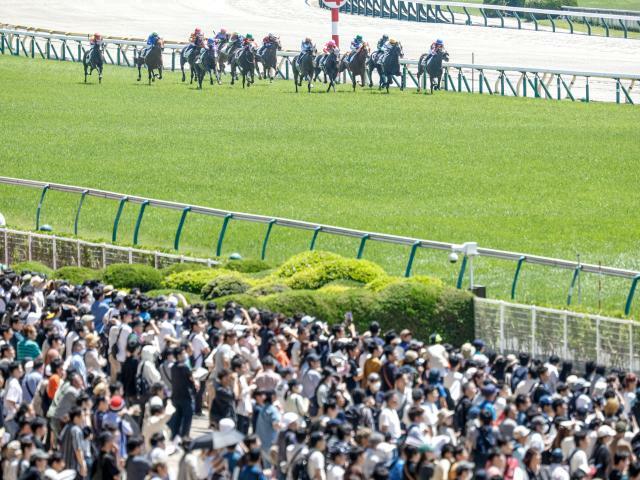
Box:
[321,0,347,47]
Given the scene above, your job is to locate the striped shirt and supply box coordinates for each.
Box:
[17,338,41,361]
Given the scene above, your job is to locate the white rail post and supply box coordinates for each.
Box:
[28,232,32,261]
[52,236,57,270]
[596,316,601,365]
[629,323,634,372]
[154,252,158,269]
[128,248,133,264]
[499,301,505,353]
[531,305,537,357]
[77,240,81,267]
[102,244,107,269]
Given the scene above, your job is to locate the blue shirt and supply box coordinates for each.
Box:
[70,352,87,384]
[91,299,110,333]
[255,403,281,451]
[238,465,266,480]
[389,458,405,480]
[22,370,43,402]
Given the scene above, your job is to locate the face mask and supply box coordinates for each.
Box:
[370,382,381,392]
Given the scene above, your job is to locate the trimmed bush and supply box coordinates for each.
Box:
[103,263,163,292]
[275,251,343,278]
[433,289,475,346]
[286,258,386,290]
[163,269,235,294]
[11,261,55,278]
[145,289,203,305]
[56,266,103,284]
[160,262,210,277]
[224,259,273,274]
[366,275,444,292]
[202,274,251,300]
[247,282,291,297]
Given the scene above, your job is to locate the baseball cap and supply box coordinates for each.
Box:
[597,425,616,438]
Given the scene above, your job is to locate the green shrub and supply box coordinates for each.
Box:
[286,259,386,290]
[202,274,251,300]
[163,269,235,294]
[224,259,273,274]
[160,262,210,277]
[433,288,475,346]
[247,282,291,297]
[526,0,576,9]
[55,266,103,284]
[145,289,203,305]
[103,263,163,292]
[374,282,441,337]
[11,261,55,278]
[275,251,343,278]
[366,275,443,292]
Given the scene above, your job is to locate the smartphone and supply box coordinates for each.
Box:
[345,311,353,325]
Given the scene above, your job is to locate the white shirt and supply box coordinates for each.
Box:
[115,324,132,363]
[379,406,402,441]
[569,449,589,475]
[189,332,208,369]
[550,464,570,480]
[3,377,22,420]
[426,344,448,370]
[308,450,326,480]
[443,370,464,402]
[158,320,176,353]
[326,464,345,480]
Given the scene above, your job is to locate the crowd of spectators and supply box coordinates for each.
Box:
[1,266,640,480]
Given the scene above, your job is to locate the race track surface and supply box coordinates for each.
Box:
[1,0,639,74]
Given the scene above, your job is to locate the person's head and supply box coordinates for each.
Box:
[384,391,398,409]
[224,330,237,346]
[574,430,588,450]
[126,436,144,457]
[218,368,233,388]
[614,451,630,470]
[68,406,83,425]
[30,450,49,472]
[628,461,640,480]
[310,431,326,452]
[48,451,64,472]
[23,325,37,340]
[523,448,541,471]
[463,381,477,399]
[8,360,23,379]
[98,432,114,452]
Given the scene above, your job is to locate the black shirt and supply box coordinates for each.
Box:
[591,442,611,480]
[121,357,139,397]
[210,382,236,423]
[171,361,196,402]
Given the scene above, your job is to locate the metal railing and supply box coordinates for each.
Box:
[0,227,218,271]
[319,0,640,38]
[1,27,638,104]
[1,177,639,315]
[475,297,640,372]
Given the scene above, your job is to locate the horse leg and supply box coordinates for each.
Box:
[352,76,356,92]
[84,63,88,83]
[98,65,102,84]
[158,66,163,80]
[230,65,235,85]
[294,72,299,93]
[181,60,186,82]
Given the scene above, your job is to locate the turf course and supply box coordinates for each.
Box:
[0,55,639,316]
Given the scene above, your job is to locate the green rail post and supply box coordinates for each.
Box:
[616,79,621,104]
[585,77,590,103]
[216,214,233,257]
[547,14,556,32]
[404,241,421,278]
[456,255,468,289]
[584,16,591,36]
[462,6,471,25]
[309,227,322,251]
[112,196,128,242]
[173,206,191,251]
[73,189,88,236]
[31,36,35,58]
[566,16,574,34]
[132,200,150,246]
[566,265,582,306]
[510,256,526,300]
[1,32,4,55]
[172,50,176,71]
[35,184,50,230]
[619,20,628,39]
[625,275,640,316]
[514,11,521,29]
[356,234,370,259]
[261,219,277,260]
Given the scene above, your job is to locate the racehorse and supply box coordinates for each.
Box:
[135,39,164,85]
[180,45,202,84]
[194,47,221,89]
[417,49,450,93]
[83,42,104,84]
[222,42,242,81]
[292,49,316,93]
[230,45,256,88]
[340,43,370,91]
[369,42,404,93]
[256,37,281,82]
[320,50,340,93]
[215,38,230,74]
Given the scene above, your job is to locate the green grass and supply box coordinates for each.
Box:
[441,0,640,10]
[0,55,639,317]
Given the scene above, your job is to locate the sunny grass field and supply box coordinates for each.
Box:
[0,55,639,316]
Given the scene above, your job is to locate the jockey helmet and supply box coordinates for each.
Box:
[220,28,227,34]
[328,40,337,47]
[382,34,389,39]
[305,37,312,42]
[207,38,215,45]
[355,35,362,41]
[246,33,253,40]
[152,32,158,37]
[436,39,444,46]
[389,38,397,45]
[94,33,101,38]
[195,28,202,34]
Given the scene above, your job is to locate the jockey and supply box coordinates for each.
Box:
[206,37,216,50]
[428,39,444,59]
[141,32,159,57]
[322,39,339,55]
[185,28,204,57]
[230,32,244,48]
[243,33,255,48]
[89,33,103,45]
[298,37,314,67]
[214,28,228,44]
[258,33,275,56]
[376,34,389,53]
[346,34,363,62]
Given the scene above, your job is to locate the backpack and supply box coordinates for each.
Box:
[290,449,311,480]
[344,403,364,430]
[135,361,150,397]
[511,366,528,391]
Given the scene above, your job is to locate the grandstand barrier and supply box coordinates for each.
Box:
[1,27,638,104]
[475,297,640,372]
[0,177,639,315]
[0,227,219,271]
[319,0,640,38]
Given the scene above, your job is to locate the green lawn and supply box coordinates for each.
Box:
[442,0,640,10]
[0,55,639,316]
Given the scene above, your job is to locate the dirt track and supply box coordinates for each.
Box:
[1,0,639,73]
